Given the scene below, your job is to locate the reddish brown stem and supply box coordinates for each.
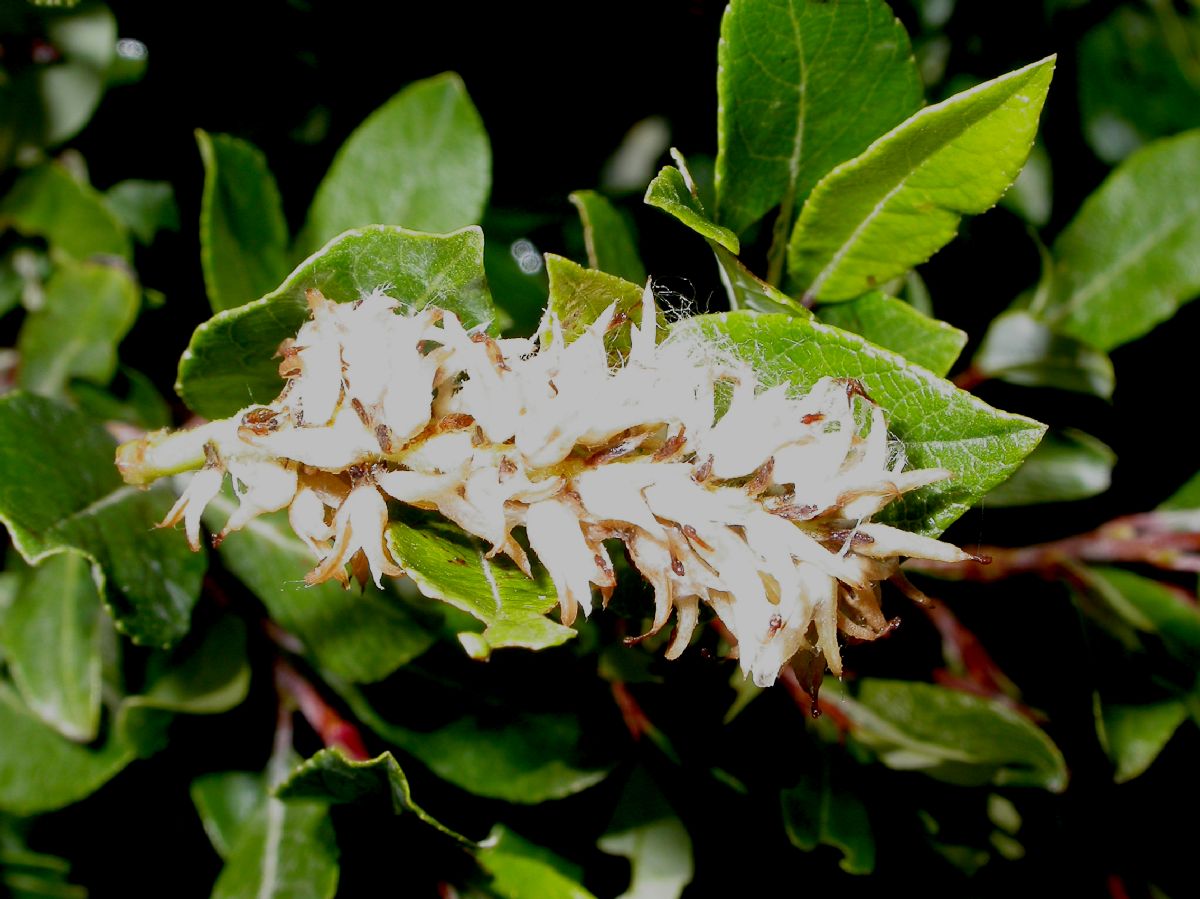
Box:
[951,365,989,392]
[905,511,1200,582]
[611,681,651,742]
[274,658,369,760]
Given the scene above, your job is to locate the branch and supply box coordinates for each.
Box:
[274,658,369,761]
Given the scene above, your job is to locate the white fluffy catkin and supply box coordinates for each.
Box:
[123,287,973,687]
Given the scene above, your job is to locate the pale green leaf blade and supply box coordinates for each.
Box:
[672,312,1046,535]
[386,511,573,657]
[713,243,809,315]
[124,613,250,716]
[0,393,205,646]
[1160,472,1200,511]
[0,551,102,742]
[780,761,875,874]
[210,798,338,899]
[276,749,470,844]
[984,429,1114,507]
[1079,567,1200,662]
[362,707,611,804]
[544,253,654,362]
[830,679,1068,791]
[303,73,490,250]
[644,166,739,253]
[789,56,1055,301]
[0,163,130,261]
[715,0,923,236]
[598,768,694,899]
[176,225,495,420]
[1041,131,1200,350]
[0,686,134,815]
[206,495,434,683]
[104,179,179,245]
[971,310,1115,398]
[479,826,597,899]
[816,291,966,376]
[1097,698,1188,784]
[196,131,291,313]
[191,772,265,860]
[568,191,646,284]
[17,258,139,397]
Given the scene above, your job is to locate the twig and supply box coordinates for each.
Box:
[274,657,369,760]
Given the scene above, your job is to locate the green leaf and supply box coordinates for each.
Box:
[0,392,205,646]
[830,679,1068,791]
[781,761,875,875]
[104,179,180,245]
[0,686,134,815]
[1,818,86,899]
[672,312,1046,535]
[479,825,597,899]
[70,366,171,430]
[303,73,490,250]
[715,0,923,237]
[0,163,131,261]
[971,310,1115,399]
[1037,131,1200,350]
[815,291,966,377]
[1160,472,1200,511]
[1097,698,1189,784]
[0,551,102,742]
[191,771,265,860]
[206,495,434,683]
[789,56,1055,301]
[197,131,290,313]
[650,151,809,316]
[276,749,470,844]
[210,792,338,899]
[369,707,611,804]
[544,253,656,362]
[126,613,250,716]
[598,768,694,899]
[984,429,1114,507]
[1079,568,1200,663]
[644,166,739,253]
[17,258,139,397]
[1078,7,1200,164]
[386,511,572,658]
[176,224,496,420]
[1000,140,1052,227]
[568,191,646,284]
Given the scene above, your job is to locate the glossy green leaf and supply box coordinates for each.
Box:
[176,225,495,419]
[0,393,205,646]
[1097,698,1188,784]
[303,73,490,250]
[17,258,139,397]
[984,429,1114,507]
[368,707,610,804]
[971,310,1115,398]
[277,749,469,844]
[210,790,338,899]
[0,551,102,742]
[206,495,434,683]
[645,166,738,253]
[544,253,654,362]
[0,686,134,815]
[568,191,646,284]
[479,826,596,899]
[127,614,250,716]
[781,761,875,875]
[815,291,966,376]
[1078,8,1200,164]
[1079,567,1200,663]
[598,768,693,899]
[197,131,290,313]
[789,56,1054,301]
[830,679,1068,791]
[0,818,86,899]
[1038,131,1200,350]
[0,163,130,261]
[715,0,923,237]
[1160,471,1200,511]
[713,243,809,315]
[70,366,171,430]
[191,771,265,860]
[104,179,180,245]
[386,512,572,658]
[673,312,1046,535]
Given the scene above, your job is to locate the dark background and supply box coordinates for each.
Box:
[12,0,1199,895]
